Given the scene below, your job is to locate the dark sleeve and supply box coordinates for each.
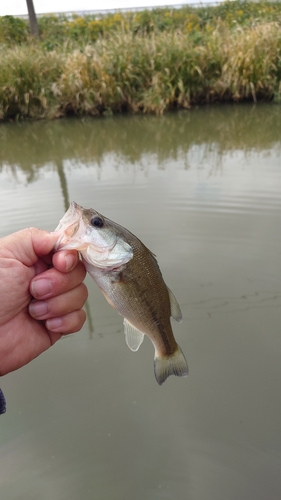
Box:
[0,389,6,414]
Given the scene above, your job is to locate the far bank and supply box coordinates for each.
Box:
[1,2,281,120]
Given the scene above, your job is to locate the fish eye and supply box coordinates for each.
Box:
[90,216,104,228]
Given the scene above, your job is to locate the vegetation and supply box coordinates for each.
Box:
[0,1,281,120]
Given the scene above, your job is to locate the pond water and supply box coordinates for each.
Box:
[1,104,281,500]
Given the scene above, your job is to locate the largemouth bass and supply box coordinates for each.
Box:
[55,202,188,385]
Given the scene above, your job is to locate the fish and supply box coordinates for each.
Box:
[55,202,188,385]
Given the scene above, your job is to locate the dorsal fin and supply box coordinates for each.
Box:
[167,287,182,323]
[124,319,145,351]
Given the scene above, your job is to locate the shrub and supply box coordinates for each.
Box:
[0,16,28,44]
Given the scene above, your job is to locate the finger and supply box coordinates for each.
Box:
[46,309,87,335]
[30,261,86,299]
[52,250,80,273]
[29,283,88,320]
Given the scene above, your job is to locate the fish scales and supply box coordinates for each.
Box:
[55,202,188,385]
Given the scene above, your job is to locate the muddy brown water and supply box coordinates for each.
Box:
[1,104,281,500]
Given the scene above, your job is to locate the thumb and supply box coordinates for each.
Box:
[0,228,59,266]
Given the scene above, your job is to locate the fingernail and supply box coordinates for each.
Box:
[29,301,48,318]
[31,279,52,298]
[65,254,76,272]
[46,317,63,331]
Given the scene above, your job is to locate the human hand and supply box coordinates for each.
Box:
[0,227,87,376]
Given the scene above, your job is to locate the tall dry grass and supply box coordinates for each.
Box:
[0,21,281,120]
[0,46,62,119]
[213,22,281,102]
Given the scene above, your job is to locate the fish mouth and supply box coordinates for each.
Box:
[54,221,81,250]
[54,202,85,251]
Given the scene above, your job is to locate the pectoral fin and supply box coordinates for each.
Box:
[86,241,133,268]
[167,287,182,323]
[124,319,144,352]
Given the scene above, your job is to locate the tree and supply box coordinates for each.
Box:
[26,0,39,38]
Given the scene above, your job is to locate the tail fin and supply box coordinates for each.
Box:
[154,345,188,385]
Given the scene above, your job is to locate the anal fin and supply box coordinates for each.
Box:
[124,319,144,352]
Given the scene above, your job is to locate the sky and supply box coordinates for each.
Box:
[0,0,208,17]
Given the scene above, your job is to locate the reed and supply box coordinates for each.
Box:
[0,46,63,119]
[0,4,281,120]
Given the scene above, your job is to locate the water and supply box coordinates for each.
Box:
[0,104,281,500]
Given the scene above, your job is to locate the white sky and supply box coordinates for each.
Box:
[0,0,208,16]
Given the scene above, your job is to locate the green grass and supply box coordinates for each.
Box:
[0,1,281,120]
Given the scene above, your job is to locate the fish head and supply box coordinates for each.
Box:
[55,202,133,269]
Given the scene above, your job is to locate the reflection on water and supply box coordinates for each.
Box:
[184,290,281,320]
[1,103,281,176]
[1,104,281,500]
